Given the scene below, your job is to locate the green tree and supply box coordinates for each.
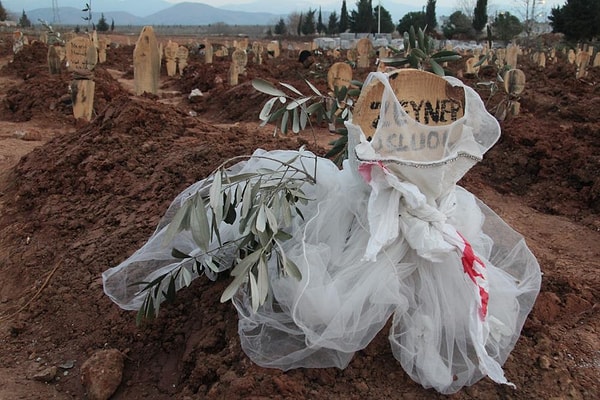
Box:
[301,8,316,35]
[297,12,303,36]
[350,0,374,33]
[549,0,600,42]
[317,7,326,34]
[110,18,114,32]
[274,17,287,35]
[425,0,437,30]
[472,0,488,33]
[373,5,395,33]
[492,12,523,44]
[328,11,339,35]
[0,1,7,21]
[397,11,426,35]
[18,10,32,27]
[339,0,349,32]
[442,10,472,39]
[97,13,109,31]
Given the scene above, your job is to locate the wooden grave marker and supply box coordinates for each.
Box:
[133,26,160,95]
[66,36,98,121]
[177,45,189,75]
[204,39,213,64]
[327,62,352,92]
[47,45,62,74]
[164,40,179,77]
[356,38,372,69]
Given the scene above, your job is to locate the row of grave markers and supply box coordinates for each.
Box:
[13,25,600,124]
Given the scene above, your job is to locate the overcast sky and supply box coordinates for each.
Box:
[165,0,567,9]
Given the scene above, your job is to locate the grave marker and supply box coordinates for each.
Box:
[66,36,97,121]
[164,40,179,77]
[66,36,97,76]
[356,38,372,69]
[48,45,62,74]
[232,49,248,75]
[353,69,466,164]
[327,62,353,91]
[252,41,263,65]
[267,41,280,58]
[133,26,160,95]
[97,37,109,63]
[506,44,519,69]
[177,45,189,75]
[204,39,213,64]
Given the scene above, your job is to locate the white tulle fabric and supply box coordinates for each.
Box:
[103,72,541,394]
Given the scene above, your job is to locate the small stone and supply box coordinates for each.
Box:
[538,355,552,370]
[32,366,58,382]
[80,349,125,400]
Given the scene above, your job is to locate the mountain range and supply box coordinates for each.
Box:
[6,1,453,27]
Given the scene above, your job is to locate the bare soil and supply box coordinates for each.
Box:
[0,33,598,399]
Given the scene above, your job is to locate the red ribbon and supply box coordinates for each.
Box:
[458,232,489,320]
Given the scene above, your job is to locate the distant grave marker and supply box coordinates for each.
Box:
[465,57,479,75]
[164,40,179,77]
[356,38,372,69]
[47,45,62,74]
[66,36,98,121]
[97,37,109,63]
[252,41,263,65]
[204,39,213,64]
[133,26,160,95]
[228,49,248,86]
[267,41,280,58]
[177,45,189,75]
[13,30,24,54]
[567,49,576,64]
[576,51,590,79]
[232,49,248,75]
[506,44,519,69]
[327,62,352,91]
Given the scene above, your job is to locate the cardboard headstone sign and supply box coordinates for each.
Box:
[66,36,98,76]
[327,62,352,91]
[353,69,465,162]
[133,26,160,95]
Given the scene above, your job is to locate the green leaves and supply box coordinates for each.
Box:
[135,152,318,322]
[252,76,360,140]
[380,25,461,76]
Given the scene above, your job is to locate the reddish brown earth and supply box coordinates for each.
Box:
[0,33,598,399]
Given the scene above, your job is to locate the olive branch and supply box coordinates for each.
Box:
[135,151,317,323]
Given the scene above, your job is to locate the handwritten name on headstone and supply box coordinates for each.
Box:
[368,98,463,128]
[66,37,97,74]
[371,130,450,154]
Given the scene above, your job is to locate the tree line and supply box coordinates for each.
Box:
[270,0,600,45]
[6,0,600,44]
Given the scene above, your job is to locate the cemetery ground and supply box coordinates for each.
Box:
[0,31,598,399]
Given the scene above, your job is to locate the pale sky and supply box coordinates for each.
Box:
[166,0,567,9]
